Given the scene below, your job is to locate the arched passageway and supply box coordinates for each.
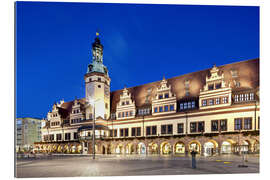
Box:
[160,142,172,155]
[126,143,135,154]
[204,140,218,156]
[137,142,146,154]
[188,140,201,154]
[148,143,158,154]
[221,140,235,154]
[115,144,124,154]
[174,142,185,154]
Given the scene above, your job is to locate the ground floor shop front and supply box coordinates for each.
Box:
[34,132,259,156]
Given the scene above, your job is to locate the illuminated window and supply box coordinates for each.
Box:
[184,102,188,109]
[222,97,228,103]
[250,93,254,100]
[164,105,168,112]
[202,100,207,106]
[191,101,195,108]
[188,102,191,108]
[235,95,239,102]
[209,99,214,105]
[215,98,220,104]
[244,94,249,101]
[154,107,158,113]
[159,106,163,112]
[170,104,174,111]
[239,94,244,101]
[180,103,183,110]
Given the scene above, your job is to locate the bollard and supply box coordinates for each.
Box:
[191,150,197,169]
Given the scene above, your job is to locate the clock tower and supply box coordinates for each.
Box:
[84,32,111,120]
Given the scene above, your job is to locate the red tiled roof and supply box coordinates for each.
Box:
[59,58,259,114]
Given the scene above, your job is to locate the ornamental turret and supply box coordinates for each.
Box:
[84,32,111,120]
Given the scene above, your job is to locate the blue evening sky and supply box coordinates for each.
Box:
[16,2,259,118]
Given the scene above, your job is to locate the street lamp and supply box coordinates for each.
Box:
[89,98,101,160]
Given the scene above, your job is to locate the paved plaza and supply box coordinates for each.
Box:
[16,154,259,178]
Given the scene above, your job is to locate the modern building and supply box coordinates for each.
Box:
[16,117,42,152]
[35,33,260,156]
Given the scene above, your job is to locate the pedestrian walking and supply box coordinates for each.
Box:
[191,150,197,169]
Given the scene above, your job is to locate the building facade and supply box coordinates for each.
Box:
[35,34,260,156]
[16,117,42,152]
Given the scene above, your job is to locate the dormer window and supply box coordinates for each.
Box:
[208,84,214,90]
[126,101,129,105]
[159,94,163,99]
[250,93,254,100]
[165,93,169,98]
[215,83,221,89]
[122,101,125,106]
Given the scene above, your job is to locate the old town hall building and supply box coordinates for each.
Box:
[35,33,260,156]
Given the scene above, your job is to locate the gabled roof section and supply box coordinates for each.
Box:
[110,58,259,112]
